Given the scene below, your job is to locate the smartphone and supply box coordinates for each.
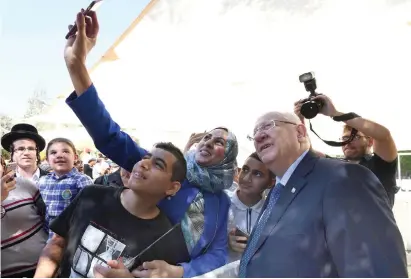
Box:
[5,162,17,173]
[5,162,17,183]
[235,227,249,244]
[65,0,102,39]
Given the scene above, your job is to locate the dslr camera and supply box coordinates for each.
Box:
[298,72,323,119]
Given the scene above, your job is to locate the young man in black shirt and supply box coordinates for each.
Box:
[295,95,398,207]
[34,142,190,278]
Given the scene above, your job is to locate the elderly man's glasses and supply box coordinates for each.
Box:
[13,147,37,153]
[247,120,297,141]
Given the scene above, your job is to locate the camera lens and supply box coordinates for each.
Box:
[300,101,320,119]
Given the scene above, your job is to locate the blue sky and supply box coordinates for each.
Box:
[0,0,150,118]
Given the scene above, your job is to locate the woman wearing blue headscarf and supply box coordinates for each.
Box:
[181,128,238,254]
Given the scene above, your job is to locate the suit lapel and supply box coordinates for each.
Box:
[253,152,318,254]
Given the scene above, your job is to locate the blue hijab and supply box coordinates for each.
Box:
[185,128,238,193]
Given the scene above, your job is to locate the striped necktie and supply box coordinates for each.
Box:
[238,183,284,277]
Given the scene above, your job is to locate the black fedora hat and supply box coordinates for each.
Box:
[1,123,46,152]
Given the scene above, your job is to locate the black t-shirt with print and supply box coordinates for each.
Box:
[50,185,189,278]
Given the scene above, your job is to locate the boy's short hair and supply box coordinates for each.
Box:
[248,152,275,179]
[46,138,76,158]
[154,142,187,183]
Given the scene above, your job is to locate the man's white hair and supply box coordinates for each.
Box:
[257,111,302,125]
[256,111,311,146]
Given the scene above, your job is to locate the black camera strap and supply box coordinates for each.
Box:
[332,112,360,122]
[307,112,360,147]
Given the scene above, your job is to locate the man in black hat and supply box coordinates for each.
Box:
[1,124,48,179]
[1,123,49,278]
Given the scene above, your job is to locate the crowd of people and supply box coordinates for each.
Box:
[0,9,409,278]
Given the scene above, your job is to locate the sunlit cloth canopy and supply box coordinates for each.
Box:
[88,0,409,164]
[39,128,94,150]
[25,98,82,126]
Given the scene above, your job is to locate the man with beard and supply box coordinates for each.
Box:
[295,95,398,207]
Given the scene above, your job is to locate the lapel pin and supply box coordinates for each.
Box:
[291,187,296,193]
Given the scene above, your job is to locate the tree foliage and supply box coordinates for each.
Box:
[399,150,411,178]
[0,114,13,138]
[1,149,10,160]
[24,89,49,119]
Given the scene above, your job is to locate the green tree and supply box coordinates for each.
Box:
[24,89,49,119]
[1,115,13,157]
[1,149,10,160]
[0,114,13,138]
[399,152,411,178]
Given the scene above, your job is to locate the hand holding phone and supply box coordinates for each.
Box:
[5,162,17,183]
[6,162,17,173]
[1,170,16,202]
[228,228,248,253]
[64,1,101,69]
[235,227,250,239]
[65,0,102,39]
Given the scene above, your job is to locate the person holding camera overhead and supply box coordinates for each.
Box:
[294,74,398,208]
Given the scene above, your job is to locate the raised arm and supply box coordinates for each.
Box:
[66,85,146,172]
[64,11,146,171]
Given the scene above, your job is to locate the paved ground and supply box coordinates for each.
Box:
[394,193,411,250]
[394,193,411,277]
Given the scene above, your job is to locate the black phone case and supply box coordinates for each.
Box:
[235,228,249,244]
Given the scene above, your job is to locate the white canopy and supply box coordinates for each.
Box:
[45,0,411,164]
[39,128,95,150]
[25,97,82,126]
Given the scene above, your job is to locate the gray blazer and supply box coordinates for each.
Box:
[245,152,408,277]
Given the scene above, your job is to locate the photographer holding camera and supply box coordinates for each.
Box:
[294,94,398,207]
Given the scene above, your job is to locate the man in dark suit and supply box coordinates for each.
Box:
[238,112,408,277]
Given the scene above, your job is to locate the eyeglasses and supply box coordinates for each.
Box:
[340,135,369,141]
[247,120,297,141]
[13,147,37,153]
